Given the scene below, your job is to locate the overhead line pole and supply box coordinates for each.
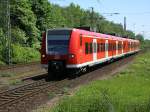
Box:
[7,0,11,65]
[1,0,11,65]
[90,7,94,31]
[124,16,126,31]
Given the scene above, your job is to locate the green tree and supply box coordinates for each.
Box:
[11,0,40,47]
[125,30,135,39]
[29,0,51,31]
[30,1,65,31]
[11,27,27,45]
[135,34,144,42]
[0,28,4,46]
[62,3,85,27]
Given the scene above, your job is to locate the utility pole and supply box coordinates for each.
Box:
[0,0,11,65]
[124,16,126,31]
[90,7,95,31]
[7,0,11,65]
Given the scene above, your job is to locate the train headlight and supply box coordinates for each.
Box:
[68,54,75,58]
[42,54,46,58]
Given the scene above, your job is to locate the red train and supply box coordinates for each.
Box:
[40,28,140,76]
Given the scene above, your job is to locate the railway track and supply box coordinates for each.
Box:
[0,79,68,112]
[0,62,39,71]
[0,54,138,112]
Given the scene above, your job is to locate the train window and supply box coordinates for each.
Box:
[85,43,89,54]
[121,43,122,49]
[90,43,93,53]
[109,44,112,51]
[97,43,99,52]
[112,43,115,50]
[109,43,112,51]
[97,43,101,52]
[99,43,101,51]
[111,44,112,50]
[103,43,105,51]
[123,43,126,49]
[108,44,110,51]
[99,43,101,52]
[118,42,122,50]
[113,44,115,50]
[80,34,82,46]
[93,43,96,53]
[100,43,101,52]
[113,44,116,50]
[100,43,102,51]
[120,44,121,49]
[102,43,105,51]
[105,43,108,51]
[101,43,103,51]
[110,44,112,50]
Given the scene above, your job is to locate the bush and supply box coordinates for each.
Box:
[12,44,40,63]
[11,27,27,45]
[0,60,5,65]
[0,45,3,60]
[0,45,5,65]
[0,28,5,64]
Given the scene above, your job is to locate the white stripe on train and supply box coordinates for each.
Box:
[66,50,138,68]
[41,50,139,69]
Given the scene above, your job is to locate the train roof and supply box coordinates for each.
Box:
[74,28,139,42]
[47,28,139,42]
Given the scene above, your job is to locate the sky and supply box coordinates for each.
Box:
[50,0,150,39]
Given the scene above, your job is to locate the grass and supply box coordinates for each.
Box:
[0,60,5,65]
[9,79,23,85]
[46,50,150,112]
[0,72,14,77]
[48,92,56,99]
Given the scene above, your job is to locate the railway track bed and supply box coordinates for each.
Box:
[0,54,137,112]
[0,62,47,92]
[0,79,69,112]
[0,62,40,71]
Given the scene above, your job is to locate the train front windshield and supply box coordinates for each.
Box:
[47,29,72,55]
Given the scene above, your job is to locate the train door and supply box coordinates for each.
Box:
[105,40,108,58]
[130,42,131,52]
[116,41,118,56]
[112,40,115,57]
[122,41,124,54]
[93,39,97,61]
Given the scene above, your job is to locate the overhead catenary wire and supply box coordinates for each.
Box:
[102,12,150,16]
